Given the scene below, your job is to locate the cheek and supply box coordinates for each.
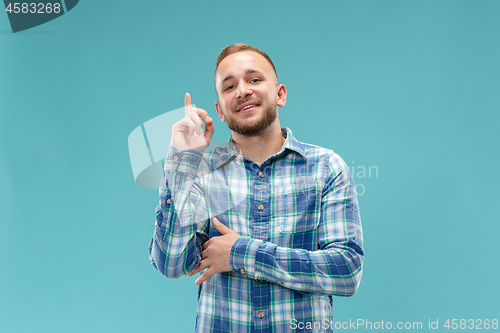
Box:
[223,97,235,111]
[261,85,277,100]
[265,90,278,104]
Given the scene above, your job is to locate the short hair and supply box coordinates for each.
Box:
[215,43,278,80]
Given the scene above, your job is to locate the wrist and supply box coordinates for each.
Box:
[166,145,204,175]
[229,236,262,279]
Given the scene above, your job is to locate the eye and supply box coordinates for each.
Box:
[224,85,235,91]
[250,78,260,83]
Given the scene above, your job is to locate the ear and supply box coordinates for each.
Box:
[215,101,226,122]
[277,84,287,107]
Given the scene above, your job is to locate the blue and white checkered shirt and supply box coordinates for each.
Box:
[149,127,364,332]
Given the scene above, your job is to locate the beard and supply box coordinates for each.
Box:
[225,104,278,136]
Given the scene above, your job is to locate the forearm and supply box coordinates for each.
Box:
[229,235,363,296]
[149,210,207,278]
[149,146,209,278]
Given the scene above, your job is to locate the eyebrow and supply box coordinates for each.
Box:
[221,69,263,84]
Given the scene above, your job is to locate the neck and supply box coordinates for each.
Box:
[232,122,285,166]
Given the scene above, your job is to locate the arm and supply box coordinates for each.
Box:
[229,153,364,296]
[148,93,215,278]
[148,146,210,278]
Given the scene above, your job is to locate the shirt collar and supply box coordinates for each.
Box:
[214,127,307,169]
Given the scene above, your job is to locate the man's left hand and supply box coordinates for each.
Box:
[189,217,240,285]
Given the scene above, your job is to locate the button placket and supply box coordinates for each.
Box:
[251,172,272,320]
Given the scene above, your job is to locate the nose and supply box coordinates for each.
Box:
[236,81,252,99]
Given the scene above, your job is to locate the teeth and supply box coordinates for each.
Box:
[240,104,258,111]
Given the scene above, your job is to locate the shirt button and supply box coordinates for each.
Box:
[277,280,284,285]
[258,204,264,211]
[258,171,264,178]
[173,155,179,161]
[167,199,172,205]
[239,268,246,275]
[258,311,265,319]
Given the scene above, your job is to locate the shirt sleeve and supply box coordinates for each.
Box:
[148,145,210,278]
[229,152,364,296]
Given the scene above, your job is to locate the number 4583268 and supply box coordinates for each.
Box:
[444,319,498,330]
[5,3,61,14]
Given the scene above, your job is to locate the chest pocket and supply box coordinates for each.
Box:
[274,182,322,233]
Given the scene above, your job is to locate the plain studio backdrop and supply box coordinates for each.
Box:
[1,1,499,332]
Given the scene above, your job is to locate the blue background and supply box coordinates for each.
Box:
[1,1,499,332]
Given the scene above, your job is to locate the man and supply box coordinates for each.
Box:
[149,44,364,332]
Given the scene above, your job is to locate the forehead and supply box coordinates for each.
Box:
[215,51,276,87]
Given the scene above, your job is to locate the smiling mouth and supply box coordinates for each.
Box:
[237,104,260,112]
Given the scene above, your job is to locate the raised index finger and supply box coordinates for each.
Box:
[184,92,192,116]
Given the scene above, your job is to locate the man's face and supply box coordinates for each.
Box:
[214,51,286,136]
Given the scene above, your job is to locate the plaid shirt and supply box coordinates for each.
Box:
[149,128,364,333]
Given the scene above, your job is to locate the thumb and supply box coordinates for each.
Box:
[212,217,231,235]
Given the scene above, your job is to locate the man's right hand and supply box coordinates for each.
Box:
[171,93,214,152]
